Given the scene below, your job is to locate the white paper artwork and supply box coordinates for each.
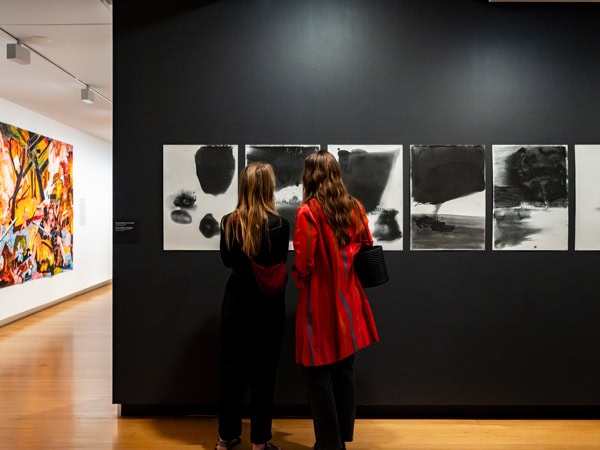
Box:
[163,145,237,250]
[328,145,403,250]
[575,145,600,250]
[492,145,568,251]
[245,145,320,248]
[410,145,485,251]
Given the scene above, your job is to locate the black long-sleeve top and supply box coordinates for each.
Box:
[220,213,290,281]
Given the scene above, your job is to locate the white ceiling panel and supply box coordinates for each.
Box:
[0,0,110,24]
[0,0,112,143]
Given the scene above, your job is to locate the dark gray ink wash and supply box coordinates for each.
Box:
[412,145,485,206]
[414,215,455,232]
[247,146,319,233]
[171,209,192,224]
[412,145,484,229]
[411,214,485,250]
[199,213,220,238]
[495,146,567,209]
[493,145,567,249]
[373,209,402,241]
[337,149,396,213]
[411,145,485,250]
[493,209,542,249]
[173,190,197,208]
[194,145,235,195]
[246,146,318,189]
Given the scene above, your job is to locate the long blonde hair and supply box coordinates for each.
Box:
[302,150,363,247]
[223,162,278,256]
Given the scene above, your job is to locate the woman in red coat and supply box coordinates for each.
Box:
[292,150,379,450]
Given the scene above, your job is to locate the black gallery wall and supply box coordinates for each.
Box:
[113,0,600,416]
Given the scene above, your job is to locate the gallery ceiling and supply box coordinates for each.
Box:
[0,0,112,143]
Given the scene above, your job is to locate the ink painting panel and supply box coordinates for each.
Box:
[492,145,568,251]
[163,145,237,250]
[245,145,319,246]
[410,145,486,251]
[328,145,403,250]
[0,120,74,289]
[575,145,600,250]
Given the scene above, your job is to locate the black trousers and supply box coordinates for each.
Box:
[218,276,285,444]
[302,355,356,450]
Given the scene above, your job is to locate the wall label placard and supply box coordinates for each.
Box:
[114,220,140,243]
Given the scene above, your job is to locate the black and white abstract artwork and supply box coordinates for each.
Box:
[328,145,403,250]
[493,145,568,251]
[410,145,485,251]
[575,145,600,250]
[163,145,237,250]
[245,145,319,244]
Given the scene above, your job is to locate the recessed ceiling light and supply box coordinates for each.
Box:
[26,36,53,45]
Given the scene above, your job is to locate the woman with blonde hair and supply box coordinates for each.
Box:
[292,150,379,450]
[217,162,289,450]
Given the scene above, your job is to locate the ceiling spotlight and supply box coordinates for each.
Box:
[25,36,53,45]
[81,86,95,104]
[6,43,31,65]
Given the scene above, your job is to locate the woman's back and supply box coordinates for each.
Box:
[220,212,289,281]
[293,198,379,366]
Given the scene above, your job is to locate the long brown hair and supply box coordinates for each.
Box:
[302,150,363,247]
[223,162,277,256]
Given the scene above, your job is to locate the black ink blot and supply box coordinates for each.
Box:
[411,145,485,206]
[247,146,319,189]
[173,190,197,208]
[373,209,402,241]
[199,213,219,238]
[194,146,235,195]
[337,149,397,213]
[496,146,567,208]
[171,209,192,224]
[414,215,455,232]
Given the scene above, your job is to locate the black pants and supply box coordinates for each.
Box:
[302,355,356,450]
[218,276,285,444]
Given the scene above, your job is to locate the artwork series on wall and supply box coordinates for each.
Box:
[575,145,600,250]
[410,145,486,251]
[328,145,403,250]
[0,120,74,288]
[162,143,600,252]
[163,145,238,250]
[492,145,568,251]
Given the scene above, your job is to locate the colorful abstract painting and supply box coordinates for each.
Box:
[0,121,74,288]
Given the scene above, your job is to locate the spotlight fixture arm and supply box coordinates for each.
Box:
[1,27,112,104]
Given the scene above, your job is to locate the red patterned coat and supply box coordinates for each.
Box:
[292,199,380,367]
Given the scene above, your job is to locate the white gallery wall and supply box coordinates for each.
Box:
[0,97,112,326]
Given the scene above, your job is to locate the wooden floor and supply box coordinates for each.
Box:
[1,285,599,449]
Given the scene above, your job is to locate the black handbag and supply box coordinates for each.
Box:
[354,245,389,288]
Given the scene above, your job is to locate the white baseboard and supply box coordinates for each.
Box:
[0,279,112,328]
